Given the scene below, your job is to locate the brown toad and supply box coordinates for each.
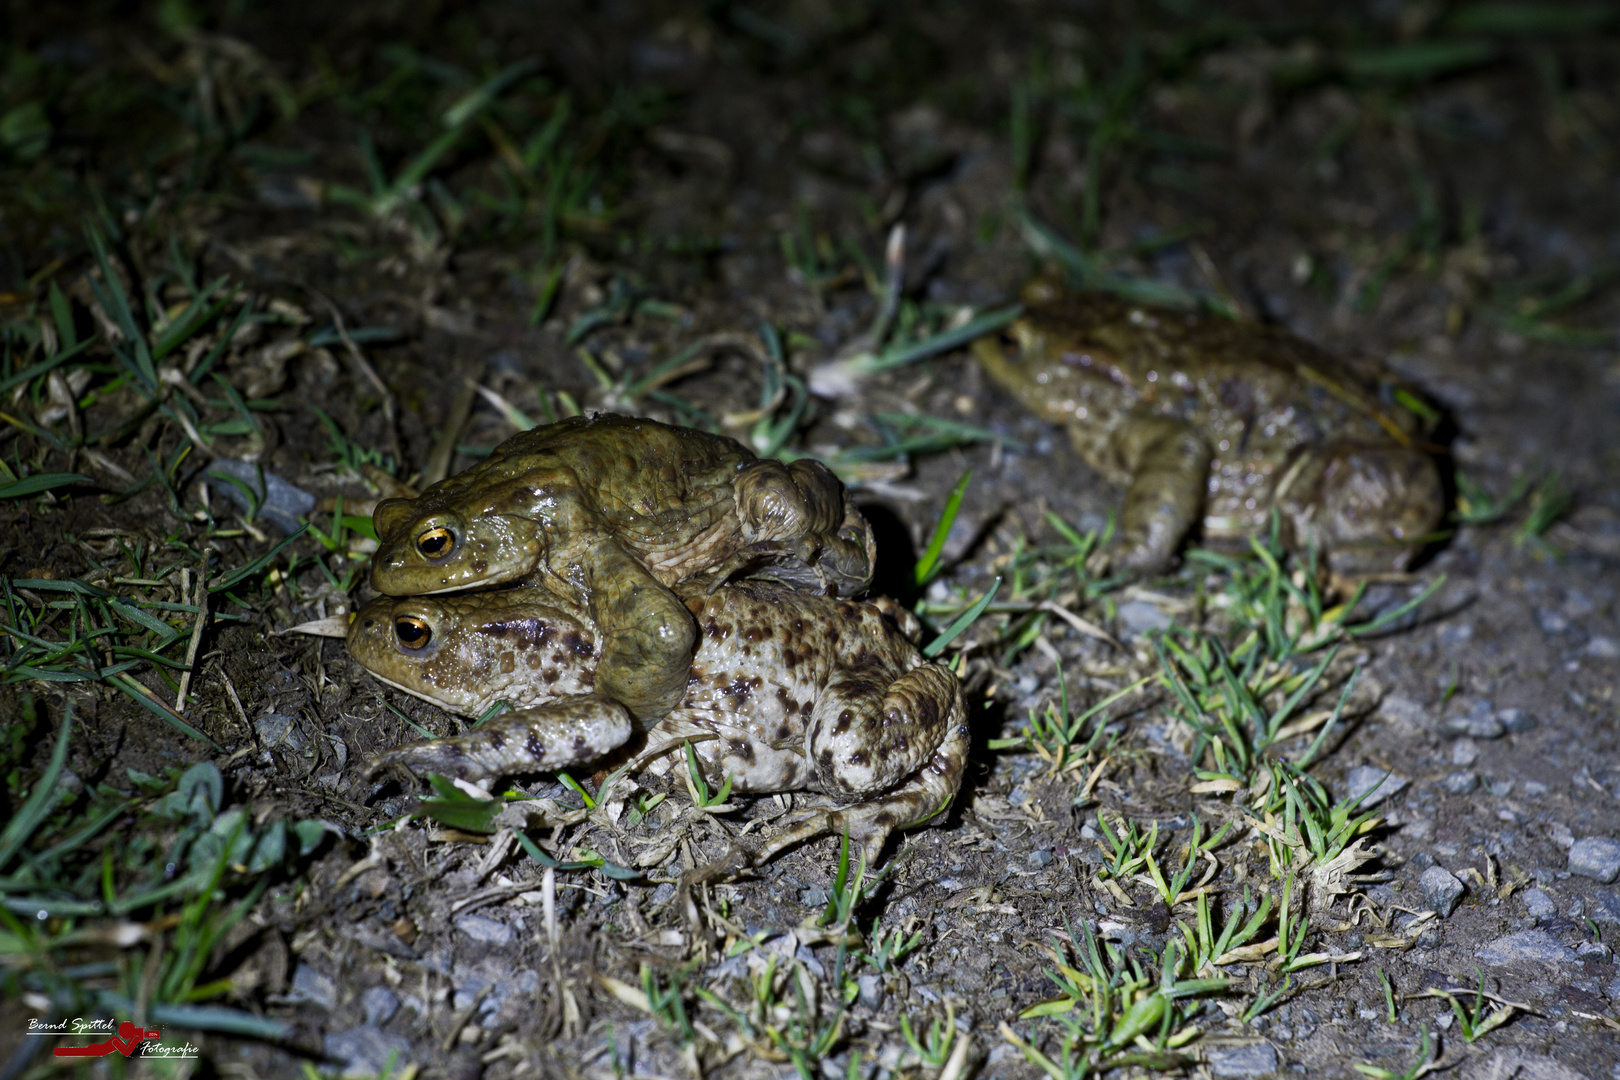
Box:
[349,582,967,866]
[973,281,1444,575]
[370,414,876,720]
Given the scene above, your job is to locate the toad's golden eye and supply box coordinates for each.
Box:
[394,616,432,650]
[416,527,454,559]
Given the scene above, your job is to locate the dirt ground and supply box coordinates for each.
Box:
[2,2,1619,1078]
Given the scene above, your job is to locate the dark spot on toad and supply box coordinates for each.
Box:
[478,618,557,650]
[874,811,897,829]
[526,732,544,760]
[727,738,756,764]
[833,709,854,735]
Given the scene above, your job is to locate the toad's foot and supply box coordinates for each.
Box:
[364,694,633,782]
[735,459,875,596]
[1107,415,1210,572]
[753,716,970,867]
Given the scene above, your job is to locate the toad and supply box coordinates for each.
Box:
[973,281,1444,575]
[370,414,876,720]
[349,582,967,866]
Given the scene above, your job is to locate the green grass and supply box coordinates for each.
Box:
[0,699,324,1040]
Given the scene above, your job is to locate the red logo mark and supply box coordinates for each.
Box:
[54,1021,162,1058]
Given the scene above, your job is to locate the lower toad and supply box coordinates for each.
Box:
[349,582,967,866]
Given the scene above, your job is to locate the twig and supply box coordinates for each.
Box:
[174,558,210,712]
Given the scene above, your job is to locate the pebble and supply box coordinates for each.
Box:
[1475,929,1576,966]
[1116,599,1173,637]
[1589,890,1620,926]
[856,973,884,1011]
[454,914,514,946]
[1028,848,1054,868]
[1443,771,1480,794]
[289,962,337,1010]
[1208,1043,1279,1078]
[1343,766,1409,808]
[1497,708,1536,734]
[1585,635,1620,659]
[324,1025,414,1079]
[1521,888,1557,918]
[1450,740,1479,767]
[1420,866,1466,918]
[1568,837,1620,882]
[361,985,399,1026]
[1458,1049,1588,1080]
[204,459,316,534]
[1537,609,1569,635]
[1440,714,1504,740]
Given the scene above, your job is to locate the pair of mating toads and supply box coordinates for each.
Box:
[350,286,1445,865]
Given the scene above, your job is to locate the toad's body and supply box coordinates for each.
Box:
[350,582,966,864]
[370,414,875,720]
[974,282,1444,573]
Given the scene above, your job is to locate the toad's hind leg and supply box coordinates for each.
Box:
[754,664,968,866]
[365,694,633,783]
[1105,415,1210,572]
[754,705,969,868]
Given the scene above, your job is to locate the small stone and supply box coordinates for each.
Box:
[1208,1043,1279,1078]
[289,962,338,1010]
[204,460,317,535]
[800,886,829,907]
[856,973,884,1011]
[1440,715,1505,739]
[1343,765,1409,808]
[1568,837,1620,883]
[1497,708,1536,734]
[1522,780,1547,798]
[1443,771,1480,794]
[1585,635,1620,659]
[361,985,399,1026]
[1521,888,1557,918]
[1028,848,1054,868]
[454,914,513,946]
[1458,1049,1588,1080]
[1420,866,1466,917]
[1116,599,1173,637]
[1450,740,1480,767]
[324,1025,413,1079]
[1589,889,1620,926]
[1487,779,1513,797]
[1577,941,1611,960]
[1537,608,1569,635]
[1475,929,1576,966]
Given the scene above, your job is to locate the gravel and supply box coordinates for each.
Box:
[1443,771,1480,794]
[1475,929,1577,966]
[1342,766,1409,807]
[1207,1043,1279,1078]
[204,459,316,534]
[289,962,337,1010]
[324,1025,414,1079]
[1521,888,1558,918]
[455,914,515,946]
[1567,836,1620,883]
[362,985,400,1025]
[1420,866,1466,918]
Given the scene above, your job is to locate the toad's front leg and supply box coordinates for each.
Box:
[586,538,698,721]
[1103,414,1211,572]
[755,663,968,866]
[365,694,633,782]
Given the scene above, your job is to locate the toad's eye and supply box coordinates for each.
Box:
[394,616,432,650]
[416,527,454,559]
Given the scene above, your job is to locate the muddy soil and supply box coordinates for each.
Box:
[2,3,1618,1079]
